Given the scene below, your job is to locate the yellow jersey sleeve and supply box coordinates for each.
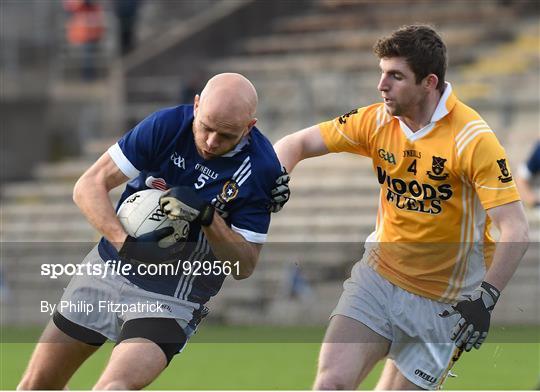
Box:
[318,104,385,157]
[459,131,521,210]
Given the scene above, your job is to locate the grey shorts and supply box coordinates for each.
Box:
[57,245,203,342]
[332,262,462,390]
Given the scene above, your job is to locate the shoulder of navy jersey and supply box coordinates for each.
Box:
[242,127,282,194]
[108,105,194,178]
[220,127,281,244]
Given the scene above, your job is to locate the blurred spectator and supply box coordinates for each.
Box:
[113,0,141,55]
[516,140,540,208]
[286,264,313,301]
[63,0,105,81]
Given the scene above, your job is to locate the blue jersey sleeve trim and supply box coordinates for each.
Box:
[108,143,140,179]
[231,224,267,244]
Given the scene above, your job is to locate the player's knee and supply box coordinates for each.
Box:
[313,370,356,390]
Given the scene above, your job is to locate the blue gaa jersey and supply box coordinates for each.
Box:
[97,105,281,304]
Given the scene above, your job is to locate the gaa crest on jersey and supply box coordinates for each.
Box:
[219,180,239,203]
[427,156,449,180]
[378,148,396,165]
[170,152,186,170]
[497,158,513,183]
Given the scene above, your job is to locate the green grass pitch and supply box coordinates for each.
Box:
[1,325,538,390]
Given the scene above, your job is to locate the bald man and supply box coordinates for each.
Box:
[18,73,287,390]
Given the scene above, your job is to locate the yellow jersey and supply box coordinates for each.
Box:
[319,83,520,302]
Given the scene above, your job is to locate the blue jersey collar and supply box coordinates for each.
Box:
[221,135,250,157]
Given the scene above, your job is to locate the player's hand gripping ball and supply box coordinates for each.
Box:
[160,186,215,226]
[117,189,190,264]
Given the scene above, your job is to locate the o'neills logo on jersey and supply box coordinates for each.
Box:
[195,163,219,180]
[414,369,437,384]
[377,166,453,215]
[403,149,421,158]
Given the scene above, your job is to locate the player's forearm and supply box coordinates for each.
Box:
[202,212,260,280]
[483,224,529,292]
[73,175,127,249]
[274,134,306,173]
[274,125,329,173]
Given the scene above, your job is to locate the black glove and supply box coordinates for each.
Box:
[439,281,500,351]
[118,227,182,264]
[268,166,290,213]
[159,186,214,226]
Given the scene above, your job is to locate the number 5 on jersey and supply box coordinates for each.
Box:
[195,173,210,189]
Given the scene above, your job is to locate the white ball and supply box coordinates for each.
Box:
[117,189,190,247]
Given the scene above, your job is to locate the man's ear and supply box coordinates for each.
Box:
[424,74,439,91]
[245,118,257,136]
[193,94,200,115]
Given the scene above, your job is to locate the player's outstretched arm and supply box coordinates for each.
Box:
[440,200,529,351]
[160,186,261,279]
[273,124,330,173]
[483,200,529,291]
[73,152,130,248]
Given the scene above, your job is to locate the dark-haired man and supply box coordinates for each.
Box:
[274,25,529,390]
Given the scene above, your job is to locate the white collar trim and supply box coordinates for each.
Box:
[395,82,452,141]
[431,81,453,122]
[222,135,250,157]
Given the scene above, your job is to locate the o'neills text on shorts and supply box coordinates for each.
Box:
[41,300,166,316]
